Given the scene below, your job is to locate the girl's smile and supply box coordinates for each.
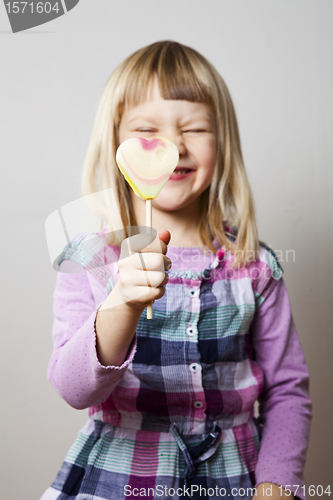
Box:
[168,167,195,181]
[118,79,217,216]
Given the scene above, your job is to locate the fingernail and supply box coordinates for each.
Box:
[166,259,172,271]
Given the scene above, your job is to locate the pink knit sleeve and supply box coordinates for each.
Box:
[251,278,312,500]
[47,260,137,410]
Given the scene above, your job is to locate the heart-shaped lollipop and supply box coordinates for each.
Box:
[116,137,179,320]
[116,137,179,200]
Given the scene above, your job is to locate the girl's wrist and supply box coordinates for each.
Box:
[95,284,144,367]
[100,282,145,315]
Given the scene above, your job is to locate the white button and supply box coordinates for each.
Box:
[189,288,199,298]
[194,400,204,409]
[186,326,194,337]
[189,363,199,373]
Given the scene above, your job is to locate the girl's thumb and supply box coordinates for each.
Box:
[158,230,171,246]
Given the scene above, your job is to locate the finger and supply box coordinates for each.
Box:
[144,254,172,272]
[128,253,171,272]
[139,234,169,255]
[140,254,172,271]
[117,285,164,307]
[140,284,167,301]
[139,269,167,288]
[124,232,156,256]
[157,230,171,246]
[120,265,168,289]
[159,273,170,286]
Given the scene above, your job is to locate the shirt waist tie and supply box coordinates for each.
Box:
[172,423,221,498]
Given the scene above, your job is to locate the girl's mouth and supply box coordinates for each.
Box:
[169,168,194,181]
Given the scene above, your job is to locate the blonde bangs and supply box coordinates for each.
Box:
[114,41,216,127]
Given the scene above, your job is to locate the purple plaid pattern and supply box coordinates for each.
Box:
[40,225,310,500]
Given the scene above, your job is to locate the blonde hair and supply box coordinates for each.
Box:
[81,40,259,267]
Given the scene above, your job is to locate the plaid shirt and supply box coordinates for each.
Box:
[43,227,311,500]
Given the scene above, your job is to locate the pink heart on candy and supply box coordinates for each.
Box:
[116,137,179,200]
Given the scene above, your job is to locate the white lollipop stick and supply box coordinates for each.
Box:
[146,199,153,319]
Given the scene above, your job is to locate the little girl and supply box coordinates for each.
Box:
[41,41,311,500]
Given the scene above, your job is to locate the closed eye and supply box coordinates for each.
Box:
[135,128,157,133]
[183,129,207,133]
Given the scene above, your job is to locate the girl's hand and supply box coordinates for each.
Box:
[95,230,172,367]
[253,483,295,500]
[111,229,172,312]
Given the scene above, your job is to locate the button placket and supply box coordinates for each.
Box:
[189,288,199,298]
[186,325,195,337]
[188,280,201,321]
[186,280,204,412]
[188,361,205,412]
[189,362,199,373]
[185,280,201,341]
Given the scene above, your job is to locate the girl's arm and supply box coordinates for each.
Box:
[48,231,170,410]
[251,277,312,500]
[47,259,137,410]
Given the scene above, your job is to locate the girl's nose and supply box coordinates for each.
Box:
[169,133,186,156]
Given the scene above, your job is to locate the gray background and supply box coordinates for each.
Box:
[1,1,332,499]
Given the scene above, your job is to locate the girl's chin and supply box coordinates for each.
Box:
[152,201,183,212]
[152,197,194,213]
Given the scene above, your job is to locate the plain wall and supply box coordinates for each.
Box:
[0,1,332,498]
